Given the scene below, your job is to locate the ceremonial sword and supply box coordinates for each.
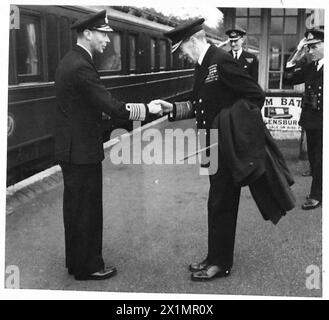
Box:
[180,142,218,161]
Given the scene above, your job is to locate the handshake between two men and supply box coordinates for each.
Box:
[147,100,173,116]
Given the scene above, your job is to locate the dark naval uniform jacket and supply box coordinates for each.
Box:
[55,44,148,164]
[169,44,264,157]
[169,45,264,132]
[229,49,259,81]
[55,44,149,277]
[168,44,264,178]
[283,60,323,129]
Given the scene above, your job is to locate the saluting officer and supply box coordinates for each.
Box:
[225,28,259,81]
[55,10,160,280]
[283,27,323,210]
[152,19,266,281]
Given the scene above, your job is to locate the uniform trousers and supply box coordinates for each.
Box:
[306,129,323,201]
[59,161,105,277]
[206,168,241,269]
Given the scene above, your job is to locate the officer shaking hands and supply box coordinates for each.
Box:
[151,18,274,282]
[55,9,161,281]
[283,27,324,210]
[225,28,259,81]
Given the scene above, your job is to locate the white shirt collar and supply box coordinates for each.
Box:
[232,48,243,59]
[198,43,211,65]
[77,43,93,59]
[317,58,324,70]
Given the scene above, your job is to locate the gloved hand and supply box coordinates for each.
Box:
[149,99,173,114]
[147,101,163,116]
[297,37,308,52]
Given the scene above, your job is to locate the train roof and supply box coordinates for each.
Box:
[71,5,173,33]
[71,5,223,41]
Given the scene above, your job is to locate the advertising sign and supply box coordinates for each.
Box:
[262,96,302,132]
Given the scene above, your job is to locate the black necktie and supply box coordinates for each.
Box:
[315,61,320,71]
[234,52,238,60]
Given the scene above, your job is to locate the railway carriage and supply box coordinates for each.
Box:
[8,5,210,185]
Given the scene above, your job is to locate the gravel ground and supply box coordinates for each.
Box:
[5,119,322,297]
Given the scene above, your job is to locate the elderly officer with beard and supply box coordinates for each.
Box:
[152,17,296,282]
[151,18,267,281]
[284,27,324,210]
[55,10,161,280]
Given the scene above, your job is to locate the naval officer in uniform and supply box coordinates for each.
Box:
[55,10,161,280]
[284,27,324,210]
[225,28,259,82]
[151,18,266,281]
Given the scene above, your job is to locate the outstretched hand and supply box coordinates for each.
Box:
[149,99,173,114]
[147,101,163,116]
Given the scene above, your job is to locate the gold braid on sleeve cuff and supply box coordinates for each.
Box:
[172,101,194,121]
[126,103,146,121]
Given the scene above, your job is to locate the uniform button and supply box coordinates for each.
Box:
[317,107,320,110]
[193,101,196,105]
[201,110,204,114]
[199,98,202,103]
[203,121,206,125]
[196,121,198,124]
[319,86,322,89]
[308,85,311,89]
[318,100,320,103]
[249,162,254,166]
[194,110,197,115]
[318,93,321,96]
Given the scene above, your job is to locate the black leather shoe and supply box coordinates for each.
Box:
[189,259,209,272]
[302,198,321,210]
[74,266,117,281]
[191,265,230,281]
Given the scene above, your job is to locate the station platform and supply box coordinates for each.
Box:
[5,118,321,297]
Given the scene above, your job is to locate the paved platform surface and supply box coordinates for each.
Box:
[5,119,322,297]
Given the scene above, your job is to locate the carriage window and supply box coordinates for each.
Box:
[150,38,156,70]
[16,14,42,77]
[173,50,183,69]
[177,53,193,69]
[159,40,167,70]
[129,34,137,72]
[95,31,122,71]
[60,16,71,58]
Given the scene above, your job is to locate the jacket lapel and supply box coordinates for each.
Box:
[240,50,246,62]
[73,45,99,74]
